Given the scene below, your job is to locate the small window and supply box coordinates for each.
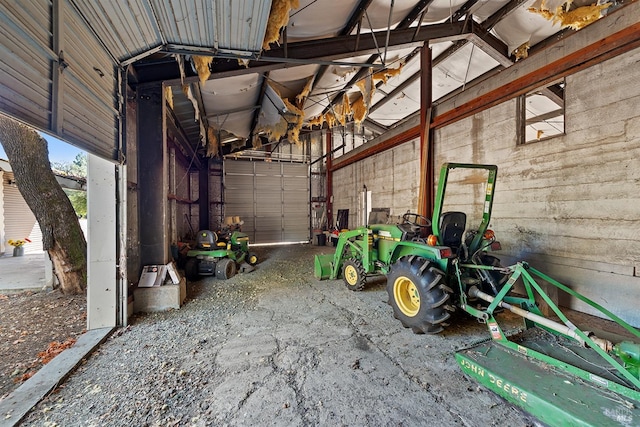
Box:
[517,79,565,144]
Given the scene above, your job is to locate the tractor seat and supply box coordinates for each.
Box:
[439,212,466,253]
[196,230,218,250]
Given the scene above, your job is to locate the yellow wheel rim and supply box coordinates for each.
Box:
[393,276,420,317]
[249,255,257,264]
[344,264,358,286]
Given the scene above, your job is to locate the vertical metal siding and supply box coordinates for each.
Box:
[148,0,270,51]
[208,160,224,230]
[0,0,118,160]
[0,0,272,162]
[225,160,310,244]
[224,161,255,237]
[3,179,42,254]
[282,163,310,241]
[0,0,54,129]
[61,1,118,159]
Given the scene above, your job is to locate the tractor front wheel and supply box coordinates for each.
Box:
[216,258,237,280]
[342,259,366,291]
[185,258,200,281]
[386,256,451,334]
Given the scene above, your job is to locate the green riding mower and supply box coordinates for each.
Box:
[185,229,258,281]
[315,163,640,426]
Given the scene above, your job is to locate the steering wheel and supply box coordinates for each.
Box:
[402,213,432,230]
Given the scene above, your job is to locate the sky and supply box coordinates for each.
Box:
[0,132,84,164]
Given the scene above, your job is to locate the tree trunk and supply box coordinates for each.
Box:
[0,116,86,294]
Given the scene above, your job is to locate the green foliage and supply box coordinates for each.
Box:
[64,189,87,218]
[53,153,87,218]
[52,153,87,177]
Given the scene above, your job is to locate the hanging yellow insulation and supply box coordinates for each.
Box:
[206,127,219,157]
[261,117,289,142]
[262,0,300,50]
[283,98,305,145]
[231,140,245,152]
[182,84,207,146]
[333,103,347,127]
[528,0,611,30]
[251,134,263,149]
[372,65,403,85]
[182,84,201,122]
[512,42,530,61]
[308,115,325,128]
[164,86,174,110]
[258,83,306,145]
[296,76,314,106]
[324,111,337,129]
[192,56,213,85]
[356,74,374,109]
[352,97,367,127]
[342,93,352,118]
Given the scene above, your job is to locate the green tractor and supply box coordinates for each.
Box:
[185,229,258,281]
[315,162,507,333]
[315,162,640,426]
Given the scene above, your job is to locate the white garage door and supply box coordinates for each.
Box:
[224,160,310,244]
[0,1,119,160]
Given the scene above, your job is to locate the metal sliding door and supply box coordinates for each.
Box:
[225,160,309,244]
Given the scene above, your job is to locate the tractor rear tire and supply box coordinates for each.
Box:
[247,252,259,266]
[386,256,451,334]
[342,259,366,291]
[216,258,237,280]
[185,258,200,281]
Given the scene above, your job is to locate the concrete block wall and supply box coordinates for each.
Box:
[434,46,640,325]
[332,139,420,227]
[331,46,640,325]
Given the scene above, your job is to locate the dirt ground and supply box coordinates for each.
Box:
[5,243,638,426]
[8,244,546,427]
[0,289,86,399]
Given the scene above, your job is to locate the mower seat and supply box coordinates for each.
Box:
[439,212,466,253]
[196,230,218,250]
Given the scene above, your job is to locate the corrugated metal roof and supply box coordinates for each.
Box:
[71,1,162,62]
[215,0,272,53]
[72,0,271,63]
[0,0,622,160]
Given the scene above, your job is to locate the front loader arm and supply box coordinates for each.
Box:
[329,228,371,279]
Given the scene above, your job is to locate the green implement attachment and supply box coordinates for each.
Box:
[455,261,640,426]
[457,341,640,427]
[314,253,333,280]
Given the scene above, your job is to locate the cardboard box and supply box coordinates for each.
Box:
[139,263,181,287]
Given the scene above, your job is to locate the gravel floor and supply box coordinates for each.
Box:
[20,244,536,427]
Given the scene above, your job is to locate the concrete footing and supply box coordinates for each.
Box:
[133,278,186,313]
